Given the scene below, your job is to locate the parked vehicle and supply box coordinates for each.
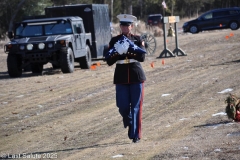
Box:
[4,4,111,78]
[182,7,240,34]
[146,14,163,28]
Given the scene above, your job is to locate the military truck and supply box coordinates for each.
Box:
[4,4,111,78]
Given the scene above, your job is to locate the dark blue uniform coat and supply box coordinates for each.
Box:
[106,33,146,140]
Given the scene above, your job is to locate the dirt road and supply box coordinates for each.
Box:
[0,29,240,160]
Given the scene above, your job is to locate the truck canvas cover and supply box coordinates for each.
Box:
[45,4,112,59]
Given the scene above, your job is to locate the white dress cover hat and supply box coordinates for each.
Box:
[117,14,137,25]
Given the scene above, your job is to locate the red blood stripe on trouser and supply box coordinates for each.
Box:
[138,83,144,138]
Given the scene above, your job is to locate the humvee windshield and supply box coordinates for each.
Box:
[15,20,73,38]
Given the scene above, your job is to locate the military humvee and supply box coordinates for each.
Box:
[4,4,111,77]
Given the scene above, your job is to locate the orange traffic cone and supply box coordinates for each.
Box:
[90,65,96,70]
[150,62,154,68]
[162,59,165,65]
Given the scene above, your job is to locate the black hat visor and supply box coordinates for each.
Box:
[120,21,132,26]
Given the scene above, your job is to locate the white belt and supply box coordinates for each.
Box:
[116,59,137,64]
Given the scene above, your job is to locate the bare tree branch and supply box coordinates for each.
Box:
[8,0,26,32]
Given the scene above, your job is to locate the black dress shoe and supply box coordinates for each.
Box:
[132,138,140,143]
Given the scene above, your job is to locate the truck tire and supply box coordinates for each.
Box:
[7,54,22,77]
[31,63,43,74]
[52,64,60,69]
[60,47,74,73]
[79,45,91,69]
[189,25,199,34]
[229,21,239,30]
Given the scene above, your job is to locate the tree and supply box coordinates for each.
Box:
[0,0,53,38]
[0,0,240,38]
[8,0,25,33]
[0,0,26,37]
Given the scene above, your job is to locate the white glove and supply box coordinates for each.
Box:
[114,41,129,55]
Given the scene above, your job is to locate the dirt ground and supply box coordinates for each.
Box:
[1,27,240,160]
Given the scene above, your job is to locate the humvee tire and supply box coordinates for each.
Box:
[31,63,43,74]
[60,47,74,73]
[7,54,22,77]
[52,64,60,69]
[79,45,91,69]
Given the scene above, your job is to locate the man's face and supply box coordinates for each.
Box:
[120,24,133,35]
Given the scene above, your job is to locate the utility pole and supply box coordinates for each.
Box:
[128,0,132,14]
[129,5,132,15]
[111,0,113,22]
[163,6,165,17]
[140,0,142,19]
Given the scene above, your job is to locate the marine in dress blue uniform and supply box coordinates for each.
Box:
[105,14,146,143]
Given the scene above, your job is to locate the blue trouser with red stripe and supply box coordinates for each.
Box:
[116,83,144,139]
